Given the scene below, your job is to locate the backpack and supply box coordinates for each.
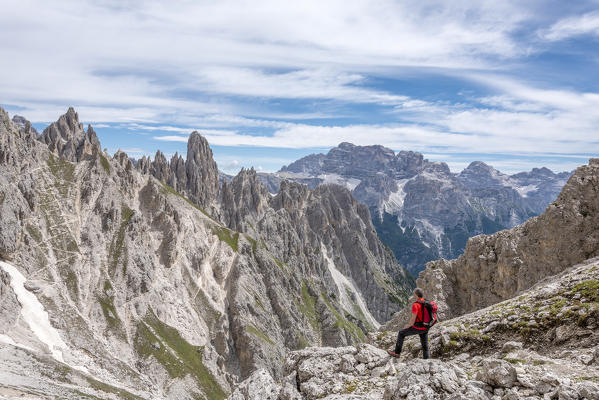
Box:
[414,299,438,329]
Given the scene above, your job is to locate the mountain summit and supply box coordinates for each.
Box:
[262,143,571,273]
[0,108,412,399]
[230,158,599,400]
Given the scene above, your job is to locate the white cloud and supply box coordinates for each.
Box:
[127,123,237,136]
[152,117,595,157]
[148,72,599,164]
[1,0,598,175]
[189,67,409,104]
[0,0,532,124]
[539,11,599,41]
[153,135,189,143]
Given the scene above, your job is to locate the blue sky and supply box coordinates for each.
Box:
[2,0,599,174]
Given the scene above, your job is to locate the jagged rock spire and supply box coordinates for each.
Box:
[135,131,219,209]
[39,107,101,162]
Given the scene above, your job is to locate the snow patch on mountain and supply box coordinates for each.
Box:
[277,171,312,179]
[322,246,380,329]
[0,334,34,352]
[0,261,87,373]
[383,178,412,214]
[420,171,454,189]
[317,173,361,191]
[513,184,538,198]
[414,218,444,246]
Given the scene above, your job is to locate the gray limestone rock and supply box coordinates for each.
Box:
[417,158,599,319]
[228,369,281,400]
[39,107,101,162]
[136,131,219,210]
[270,143,570,274]
[0,269,19,334]
[0,106,414,398]
[476,359,517,388]
[235,256,599,399]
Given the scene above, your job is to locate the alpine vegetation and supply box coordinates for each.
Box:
[0,107,412,399]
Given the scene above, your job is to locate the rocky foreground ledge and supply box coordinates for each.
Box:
[230,259,599,400]
[230,343,599,400]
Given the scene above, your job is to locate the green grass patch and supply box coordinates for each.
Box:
[194,289,223,331]
[160,182,212,219]
[247,325,275,345]
[134,310,226,400]
[573,376,599,383]
[386,289,409,305]
[70,389,104,400]
[98,296,120,329]
[99,154,110,174]
[245,286,267,313]
[62,265,79,300]
[66,239,79,253]
[254,296,265,312]
[273,256,286,270]
[519,327,531,337]
[25,224,43,242]
[244,234,258,253]
[47,153,75,197]
[345,288,374,331]
[572,280,599,302]
[109,205,134,276]
[321,292,366,342]
[211,226,239,252]
[85,376,143,400]
[298,335,310,349]
[515,320,528,329]
[296,280,320,331]
[98,280,121,334]
[47,153,75,180]
[351,303,373,331]
[344,380,358,394]
[449,328,481,341]
[441,339,459,354]
[549,298,568,317]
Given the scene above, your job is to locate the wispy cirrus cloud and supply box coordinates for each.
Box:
[1,0,598,175]
[150,74,599,168]
[539,11,599,41]
[0,0,531,123]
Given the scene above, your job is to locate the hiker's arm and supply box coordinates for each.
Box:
[405,312,417,329]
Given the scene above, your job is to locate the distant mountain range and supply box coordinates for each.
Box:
[254,142,572,273]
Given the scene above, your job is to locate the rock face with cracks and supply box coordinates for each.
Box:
[413,158,599,321]
[231,158,599,400]
[264,142,570,274]
[231,258,599,400]
[0,106,413,399]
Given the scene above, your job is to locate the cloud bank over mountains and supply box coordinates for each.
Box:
[1,0,598,173]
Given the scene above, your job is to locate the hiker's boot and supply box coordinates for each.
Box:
[387,350,400,358]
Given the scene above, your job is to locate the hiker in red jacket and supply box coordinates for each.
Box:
[387,287,437,359]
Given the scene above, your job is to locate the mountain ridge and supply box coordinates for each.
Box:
[0,106,413,399]
[227,158,599,399]
[259,143,571,273]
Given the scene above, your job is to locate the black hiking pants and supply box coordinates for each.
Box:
[394,326,429,359]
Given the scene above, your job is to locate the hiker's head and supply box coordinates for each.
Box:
[413,287,424,300]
